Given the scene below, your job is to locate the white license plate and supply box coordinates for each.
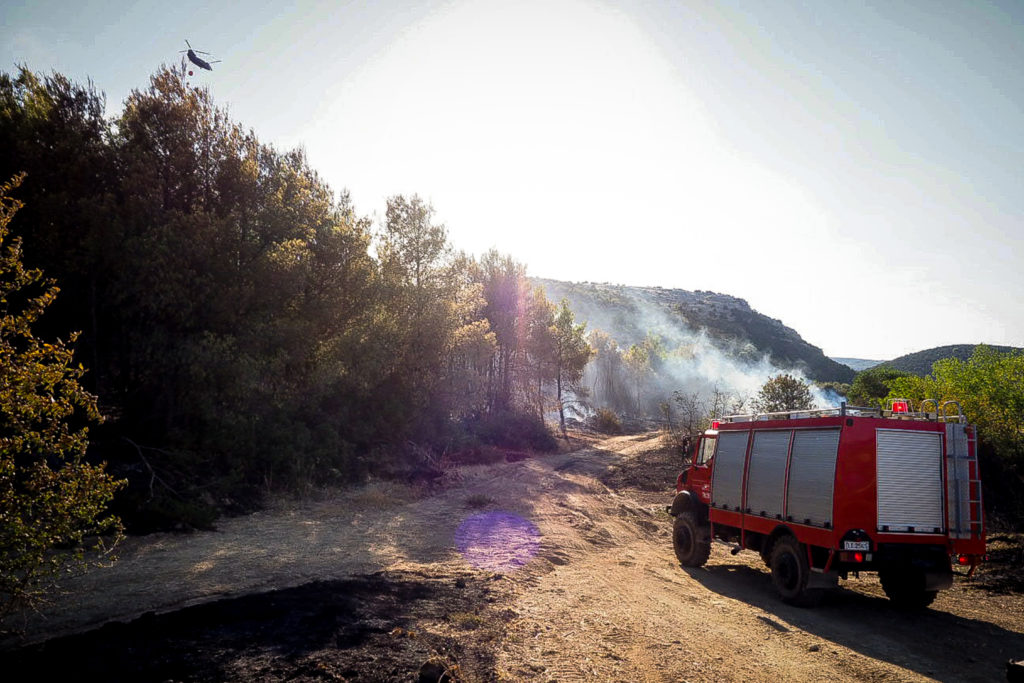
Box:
[843,541,870,551]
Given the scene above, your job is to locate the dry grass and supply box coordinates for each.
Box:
[464,494,495,509]
[348,480,419,509]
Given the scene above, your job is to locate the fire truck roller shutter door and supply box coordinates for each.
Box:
[710,430,750,511]
[746,430,791,518]
[877,429,944,532]
[786,429,841,527]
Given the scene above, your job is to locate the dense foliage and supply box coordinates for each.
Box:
[0,175,123,618]
[0,66,575,529]
[885,346,1024,454]
[847,365,913,407]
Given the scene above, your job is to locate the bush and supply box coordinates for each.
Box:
[464,411,558,452]
[848,366,912,407]
[0,177,125,620]
[752,374,814,412]
[591,408,622,434]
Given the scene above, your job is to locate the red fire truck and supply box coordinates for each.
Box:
[669,399,986,607]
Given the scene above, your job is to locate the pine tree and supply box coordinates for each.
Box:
[551,300,593,438]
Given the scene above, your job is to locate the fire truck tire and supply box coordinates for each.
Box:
[673,511,711,567]
[879,569,938,609]
[769,536,823,607]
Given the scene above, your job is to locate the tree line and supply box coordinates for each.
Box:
[0,66,591,537]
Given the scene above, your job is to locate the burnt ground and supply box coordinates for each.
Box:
[2,570,499,682]
[2,430,1023,682]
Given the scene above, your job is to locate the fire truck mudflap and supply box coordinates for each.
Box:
[670,400,985,609]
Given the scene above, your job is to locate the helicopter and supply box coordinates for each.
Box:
[179,40,221,71]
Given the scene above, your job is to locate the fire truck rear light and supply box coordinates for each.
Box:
[839,551,870,563]
[957,554,970,565]
[711,420,720,429]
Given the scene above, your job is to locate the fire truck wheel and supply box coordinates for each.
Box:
[769,536,823,607]
[673,512,711,567]
[879,569,938,609]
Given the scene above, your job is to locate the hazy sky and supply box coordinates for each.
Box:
[3,0,1022,359]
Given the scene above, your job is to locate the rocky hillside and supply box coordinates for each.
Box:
[534,279,855,383]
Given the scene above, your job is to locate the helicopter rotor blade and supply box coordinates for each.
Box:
[195,50,212,55]
[185,39,192,49]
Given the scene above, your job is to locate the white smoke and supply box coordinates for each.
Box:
[583,295,840,416]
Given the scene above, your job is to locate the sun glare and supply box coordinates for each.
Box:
[308,0,828,290]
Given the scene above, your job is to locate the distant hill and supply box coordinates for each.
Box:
[831,357,883,372]
[882,344,1022,376]
[534,279,855,383]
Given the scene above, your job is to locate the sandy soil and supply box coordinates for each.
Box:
[2,432,1022,682]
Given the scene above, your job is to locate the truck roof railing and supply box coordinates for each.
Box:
[717,400,966,425]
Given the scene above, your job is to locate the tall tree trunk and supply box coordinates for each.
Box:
[557,372,567,441]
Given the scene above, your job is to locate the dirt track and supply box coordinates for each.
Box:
[3,432,1023,681]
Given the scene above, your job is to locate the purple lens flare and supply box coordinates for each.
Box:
[455,511,541,572]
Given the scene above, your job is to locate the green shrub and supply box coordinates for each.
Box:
[592,408,622,434]
[0,177,125,620]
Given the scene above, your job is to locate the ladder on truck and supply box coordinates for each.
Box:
[925,400,984,540]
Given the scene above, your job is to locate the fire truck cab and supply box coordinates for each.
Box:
[669,400,985,608]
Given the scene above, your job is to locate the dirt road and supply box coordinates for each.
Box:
[3,432,1023,681]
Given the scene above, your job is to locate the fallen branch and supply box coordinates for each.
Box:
[123,437,182,501]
